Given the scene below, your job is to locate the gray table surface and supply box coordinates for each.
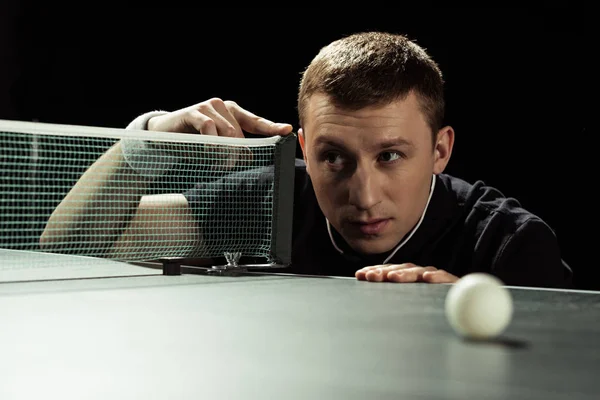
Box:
[1,253,599,399]
[0,249,162,282]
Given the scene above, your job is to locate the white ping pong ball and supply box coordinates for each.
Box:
[445,273,513,339]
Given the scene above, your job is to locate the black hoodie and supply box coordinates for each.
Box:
[184,159,573,289]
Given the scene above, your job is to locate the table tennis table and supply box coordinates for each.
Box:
[1,249,599,399]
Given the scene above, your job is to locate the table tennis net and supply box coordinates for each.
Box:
[0,119,296,268]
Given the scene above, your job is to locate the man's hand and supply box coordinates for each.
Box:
[355,263,459,283]
[147,98,293,137]
[145,98,293,171]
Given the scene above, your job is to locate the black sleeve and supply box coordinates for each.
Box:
[182,166,275,258]
[491,218,574,289]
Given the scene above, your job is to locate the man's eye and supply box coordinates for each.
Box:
[379,151,402,163]
[325,152,344,165]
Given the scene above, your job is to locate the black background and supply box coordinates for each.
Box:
[0,6,594,289]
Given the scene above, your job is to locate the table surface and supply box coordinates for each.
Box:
[1,249,599,400]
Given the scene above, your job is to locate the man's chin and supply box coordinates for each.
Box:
[344,236,397,255]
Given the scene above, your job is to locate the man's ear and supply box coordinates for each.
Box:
[298,128,307,163]
[433,125,455,174]
[298,128,311,175]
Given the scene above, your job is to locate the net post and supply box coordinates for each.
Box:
[269,133,297,267]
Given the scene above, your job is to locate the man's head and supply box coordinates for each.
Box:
[297,31,455,255]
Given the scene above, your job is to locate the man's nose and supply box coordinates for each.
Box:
[347,165,380,211]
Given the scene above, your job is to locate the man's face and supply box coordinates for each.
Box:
[299,92,453,255]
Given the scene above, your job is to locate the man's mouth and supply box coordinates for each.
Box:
[348,218,390,236]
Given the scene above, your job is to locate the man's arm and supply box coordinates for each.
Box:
[39,140,199,259]
[492,218,573,289]
[106,193,200,260]
[40,99,293,259]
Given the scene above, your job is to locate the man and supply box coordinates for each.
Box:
[40,31,573,288]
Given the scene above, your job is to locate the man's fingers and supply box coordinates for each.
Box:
[355,265,382,280]
[149,98,291,138]
[225,100,293,136]
[422,269,459,284]
[387,266,437,283]
[357,264,433,282]
[186,110,219,136]
[362,268,387,282]
[207,100,245,138]
[355,263,417,280]
[355,263,458,284]
[189,104,243,138]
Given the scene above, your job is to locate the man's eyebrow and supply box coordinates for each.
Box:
[313,136,414,150]
[375,138,414,149]
[313,137,347,149]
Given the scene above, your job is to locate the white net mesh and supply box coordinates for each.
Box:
[0,119,295,271]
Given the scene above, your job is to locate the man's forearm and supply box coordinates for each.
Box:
[39,141,150,256]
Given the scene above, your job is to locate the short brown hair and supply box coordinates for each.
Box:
[297,31,445,143]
